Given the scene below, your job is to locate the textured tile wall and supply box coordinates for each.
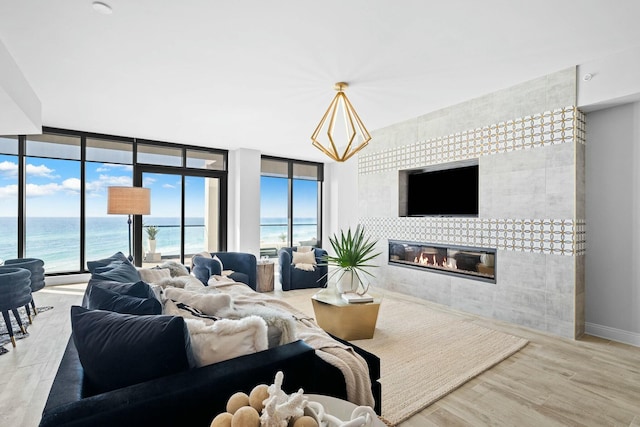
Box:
[356,68,585,338]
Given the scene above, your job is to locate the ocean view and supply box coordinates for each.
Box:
[0,217,317,273]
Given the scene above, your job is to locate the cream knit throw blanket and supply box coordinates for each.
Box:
[212,282,375,407]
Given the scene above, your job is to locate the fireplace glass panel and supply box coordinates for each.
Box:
[388,240,496,283]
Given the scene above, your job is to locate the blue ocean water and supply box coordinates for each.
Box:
[0,216,318,273]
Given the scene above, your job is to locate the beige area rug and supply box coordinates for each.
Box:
[347,296,529,426]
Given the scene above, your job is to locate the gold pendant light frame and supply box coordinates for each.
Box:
[311,82,372,162]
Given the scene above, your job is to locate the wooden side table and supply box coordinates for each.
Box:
[256,261,275,292]
[311,287,381,340]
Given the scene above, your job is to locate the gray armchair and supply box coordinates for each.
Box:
[278,247,328,291]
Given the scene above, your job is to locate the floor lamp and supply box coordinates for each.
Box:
[107,186,151,262]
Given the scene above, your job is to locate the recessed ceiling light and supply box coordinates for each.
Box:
[92,1,113,15]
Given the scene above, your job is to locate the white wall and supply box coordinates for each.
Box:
[323,160,359,247]
[585,102,640,345]
[0,38,41,134]
[578,46,640,110]
[227,148,261,256]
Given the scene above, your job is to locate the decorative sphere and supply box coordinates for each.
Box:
[292,416,319,427]
[226,392,250,414]
[248,384,269,412]
[210,412,233,427]
[231,406,260,427]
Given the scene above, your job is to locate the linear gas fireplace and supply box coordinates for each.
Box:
[388,240,496,283]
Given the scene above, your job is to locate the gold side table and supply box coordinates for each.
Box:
[311,287,381,340]
[256,261,275,292]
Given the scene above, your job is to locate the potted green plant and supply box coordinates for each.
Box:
[323,225,381,294]
[145,225,159,253]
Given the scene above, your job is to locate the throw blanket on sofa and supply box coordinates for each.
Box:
[210,282,375,407]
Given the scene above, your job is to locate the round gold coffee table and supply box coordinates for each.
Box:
[311,287,382,340]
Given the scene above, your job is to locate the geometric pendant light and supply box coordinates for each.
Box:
[311,82,372,162]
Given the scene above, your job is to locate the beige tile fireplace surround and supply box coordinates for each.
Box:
[357,67,585,339]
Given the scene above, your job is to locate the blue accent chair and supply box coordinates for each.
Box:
[0,267,33,347]
[278,247,328,291]
[191,252,257,290]
[4,258,45,314]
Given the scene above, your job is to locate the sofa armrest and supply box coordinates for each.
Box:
[278,249,292,290]
[40,339,317,427]
[328,334,382,415]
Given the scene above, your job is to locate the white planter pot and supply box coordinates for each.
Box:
[148,239,157,254]
[336,270,359,294]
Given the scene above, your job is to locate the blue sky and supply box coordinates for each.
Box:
[0,154,318,219]
[0,154,206,217]
[260,176,318,219]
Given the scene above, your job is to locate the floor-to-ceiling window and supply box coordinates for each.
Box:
[0,129,227,274]
[137,143,226,267]
[85,137,133,268]
[0,136,19,262]
[25,134,82,273]
[260,157,323,257]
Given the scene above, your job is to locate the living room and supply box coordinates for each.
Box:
[1,1,640,426]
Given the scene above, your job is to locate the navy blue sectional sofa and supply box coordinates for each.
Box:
[39,253,381,427]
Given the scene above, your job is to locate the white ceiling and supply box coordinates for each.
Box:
[1,0,640,163]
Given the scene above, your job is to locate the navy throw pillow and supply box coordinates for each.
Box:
[83,279,156,309]
[87,252,129,274]
[92,260,141,283]
[71,306,192,393]
[88,279,156,299]
[88,285,162,315]
[191,256,221,285]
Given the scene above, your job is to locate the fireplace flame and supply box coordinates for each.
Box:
[413,253,457,269]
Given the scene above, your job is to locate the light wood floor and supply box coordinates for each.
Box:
[2,284,639,427]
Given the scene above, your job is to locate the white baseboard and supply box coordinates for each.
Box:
[585,322,640,347]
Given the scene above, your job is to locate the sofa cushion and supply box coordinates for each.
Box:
[83,278,158,308]
[158,260,190,277]
[88,279,157,298]
[164,287,232,315]
[70,306,192,393]
[162,299,267,368]
[92,260,141,283]
[88,285,162,315]
[87,252,129,274]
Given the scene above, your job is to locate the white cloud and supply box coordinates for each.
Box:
[162,183,176,189]
[26,163,58,178]
[25,182,64,197]
[62,178,81,192]
[85,174,132,194]
[95,164,133,172]
[0,184,18,198]
[0,161,18,177]
[143,177,156,187]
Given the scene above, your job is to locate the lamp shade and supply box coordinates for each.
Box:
[107,187,150,215]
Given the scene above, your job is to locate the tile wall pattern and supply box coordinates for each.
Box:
[358,106,586,256]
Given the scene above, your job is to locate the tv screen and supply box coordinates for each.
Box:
[406,165,478,216]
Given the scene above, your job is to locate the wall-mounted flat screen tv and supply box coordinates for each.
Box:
[405,164,478,216]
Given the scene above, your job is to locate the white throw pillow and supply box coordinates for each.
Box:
[164,287,232,315]
[184,317,268,367]
[296,246,313,253]
[292,250,316,265]
[136,267,172,284]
